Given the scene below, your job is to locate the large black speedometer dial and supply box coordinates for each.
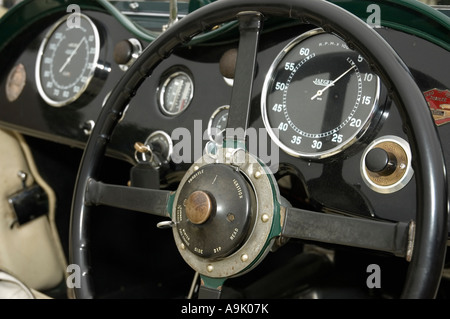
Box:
[35,14,100,107]
[261,29,380,159]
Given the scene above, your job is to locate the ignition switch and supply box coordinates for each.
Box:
[131,131,173,189]
[134,130,173,170]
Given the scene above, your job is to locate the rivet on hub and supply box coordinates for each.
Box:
[207,264,214,272]
[261,213,270,223]
[241,254,249,262]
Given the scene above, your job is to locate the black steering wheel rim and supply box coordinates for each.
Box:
[70,0,448,299]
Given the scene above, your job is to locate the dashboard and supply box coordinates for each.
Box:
[0,0,449,299]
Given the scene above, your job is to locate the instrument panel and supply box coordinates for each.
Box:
[19,11,387,166]
[31,18,384,165]
[1,5,449,227]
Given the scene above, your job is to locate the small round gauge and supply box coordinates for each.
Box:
[159,71,194,116]
[207,105,229,142]
[35,14,100,107]
[261,29,380,159]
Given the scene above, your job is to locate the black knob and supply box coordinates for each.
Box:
[219,48,238,79]
[365,147,397,175]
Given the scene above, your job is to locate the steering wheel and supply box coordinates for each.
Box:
[70,0,448,299]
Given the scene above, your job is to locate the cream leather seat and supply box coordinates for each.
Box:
[0,269,51,299]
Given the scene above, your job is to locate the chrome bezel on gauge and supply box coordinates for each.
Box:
[158,70,194,116]
[35,13,100,107]
[261,28,381,160]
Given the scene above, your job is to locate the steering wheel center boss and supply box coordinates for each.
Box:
[172,148,281,278]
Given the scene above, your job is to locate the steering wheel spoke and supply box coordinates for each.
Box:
[281,206,414,260]
[84,178,172,218]
[224,11,263,144]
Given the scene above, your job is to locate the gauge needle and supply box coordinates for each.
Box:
[59,37,85,73]
[311,65,356,100]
